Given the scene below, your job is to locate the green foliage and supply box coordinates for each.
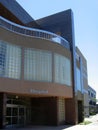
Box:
[79,120,92,125]
[90,111,96,115]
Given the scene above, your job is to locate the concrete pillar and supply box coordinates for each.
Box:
[65,98,78,125]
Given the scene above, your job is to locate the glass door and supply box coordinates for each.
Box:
[18,106,26,126]
[6,104,26,128]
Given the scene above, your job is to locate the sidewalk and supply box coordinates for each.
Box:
[85,114,98,125]
[64,125,98,130]
[3,125,98,130]
[3,114,98,130]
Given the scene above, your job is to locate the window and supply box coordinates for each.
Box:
[76,67,82,91]
[24,48,52,82]
[54,54,72,86]
[0,42,6,76]
[0,40,21,79]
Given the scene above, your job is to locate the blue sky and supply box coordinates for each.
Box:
[17,0,98,98]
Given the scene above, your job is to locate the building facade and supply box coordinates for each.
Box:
[76,47,89,117]
[88,85,96,115]
[0,0,89,128]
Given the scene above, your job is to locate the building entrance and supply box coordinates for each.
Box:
[6,104,26,127]
[6,95,31,128]
[78,101,83,123]
[5,95,58,127]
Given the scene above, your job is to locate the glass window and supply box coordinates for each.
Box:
[54,54,72,86]
[0,42,6,76]
[6,107,11,116]
[0,40,21,79]
[24,48,52,82]
[76,67,82,91]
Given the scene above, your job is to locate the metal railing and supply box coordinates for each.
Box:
[0,16,69,49]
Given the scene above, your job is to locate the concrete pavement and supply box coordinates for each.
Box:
[64,125,98,130]
[85,114,98,125]
[3,125,98,130]
[3,114,98,130]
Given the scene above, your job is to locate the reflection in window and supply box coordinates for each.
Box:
[24,48,52,82]
[54,54,72,86]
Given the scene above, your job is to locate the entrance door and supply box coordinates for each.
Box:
[6,104,26,128]
[18,106,26,126]
[78,101,83,123]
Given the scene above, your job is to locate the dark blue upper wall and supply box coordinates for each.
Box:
[36,9,75,49]
[0,0,33,24]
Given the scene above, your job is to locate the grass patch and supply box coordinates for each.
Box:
[79,121,92,125]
